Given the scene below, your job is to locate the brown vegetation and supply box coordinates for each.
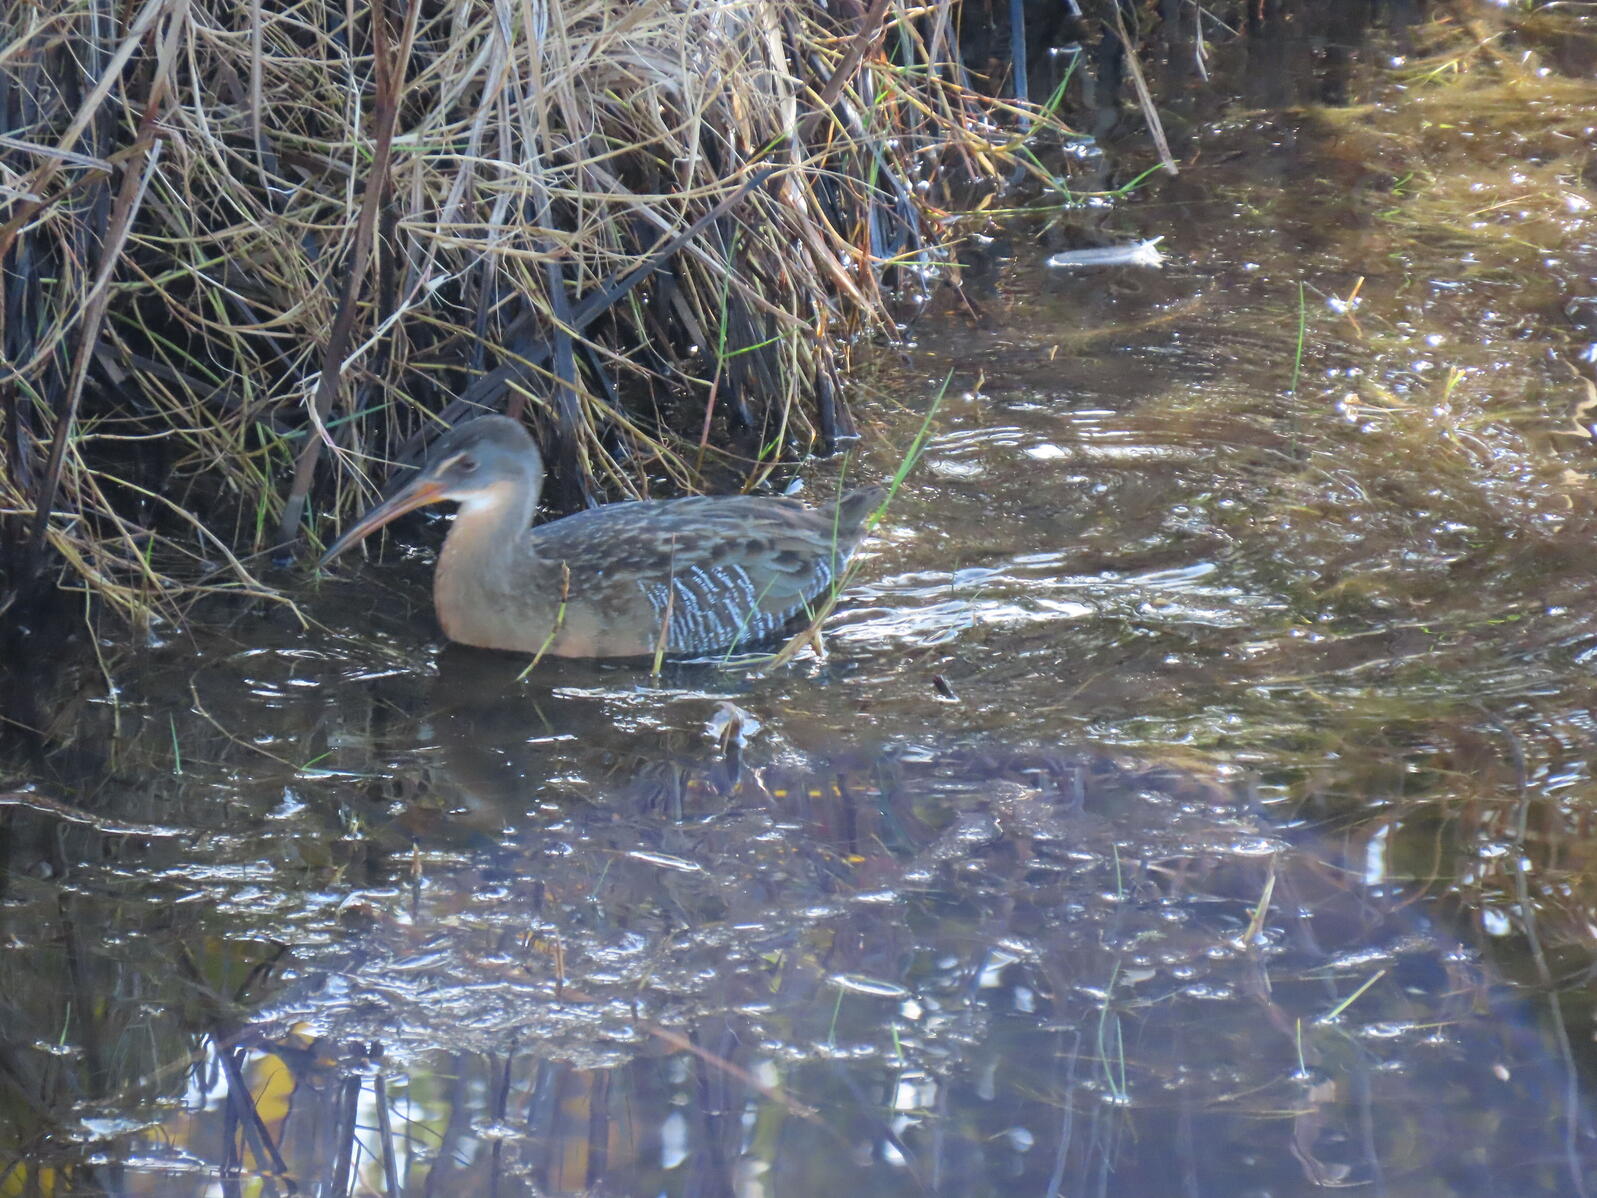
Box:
[0,0,1060,624]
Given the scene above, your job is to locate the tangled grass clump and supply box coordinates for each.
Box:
[0,0,1069,626]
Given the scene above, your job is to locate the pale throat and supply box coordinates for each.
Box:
[433,478,544,646]
[438,480,536,584]
[453,481,531,522]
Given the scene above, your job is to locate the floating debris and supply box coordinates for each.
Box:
[625,850,704,873]
[1046,237,1165,270]
[829,974,911,999]
[707,701,762,748]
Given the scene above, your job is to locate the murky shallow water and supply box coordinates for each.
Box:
[8,5,1597,1195]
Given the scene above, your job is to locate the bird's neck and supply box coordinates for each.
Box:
[434,480,543,648]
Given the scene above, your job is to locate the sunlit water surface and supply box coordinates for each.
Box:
[7,6,1597,1195]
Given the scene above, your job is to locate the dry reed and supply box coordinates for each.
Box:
[0,0,1069,623]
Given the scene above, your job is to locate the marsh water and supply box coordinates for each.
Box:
[8,6,1597,1195]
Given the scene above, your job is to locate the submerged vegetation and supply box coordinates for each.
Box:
[0,0,1075,626]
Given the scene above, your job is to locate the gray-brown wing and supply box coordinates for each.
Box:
[528,489,880,653]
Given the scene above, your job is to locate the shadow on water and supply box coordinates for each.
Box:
[8,3,1597,1195]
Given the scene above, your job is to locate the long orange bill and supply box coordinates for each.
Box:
[318,477,448,567]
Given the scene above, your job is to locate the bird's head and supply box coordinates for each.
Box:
[318,415,543,566]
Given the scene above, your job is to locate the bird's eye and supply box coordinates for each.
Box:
[458,456,478,474]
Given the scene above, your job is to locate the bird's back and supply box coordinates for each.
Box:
[525,486,884,655]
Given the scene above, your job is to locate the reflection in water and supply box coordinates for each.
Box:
[7,721,1593,1196]
[8,4,1597,1196]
